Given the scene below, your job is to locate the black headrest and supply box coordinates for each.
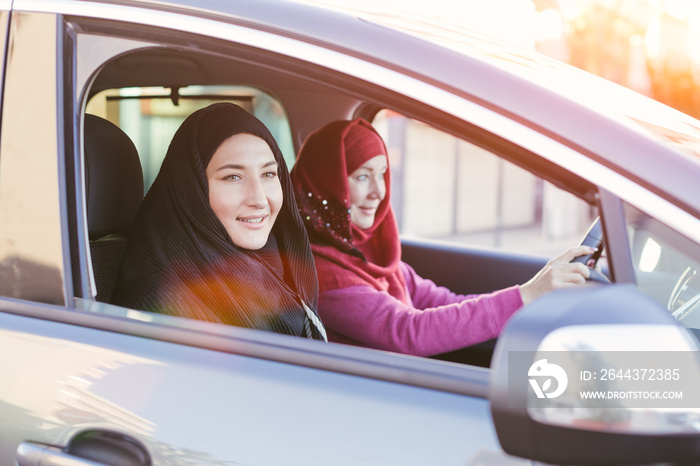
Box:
[84,114,144,240]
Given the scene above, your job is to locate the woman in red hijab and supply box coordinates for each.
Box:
[291,118,593,356]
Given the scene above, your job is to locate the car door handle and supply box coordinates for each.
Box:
[17,430,150,466]
[17,442,106,466]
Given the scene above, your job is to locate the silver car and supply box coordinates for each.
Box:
[1,0,700,464]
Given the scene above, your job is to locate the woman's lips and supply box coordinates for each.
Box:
[359,206,377,216]
[237,214,268,229]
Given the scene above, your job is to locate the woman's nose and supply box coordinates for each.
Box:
[245,179,267,207]
[369,176,386,200]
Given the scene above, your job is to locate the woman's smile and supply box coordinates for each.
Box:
[237,214,268,227]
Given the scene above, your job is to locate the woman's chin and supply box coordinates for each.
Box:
[351,215,376,230]
[230,231,271,250]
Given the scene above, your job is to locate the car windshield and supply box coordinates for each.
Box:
[624,202,700,332]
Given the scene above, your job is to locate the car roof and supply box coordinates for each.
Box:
[83,0,700,217]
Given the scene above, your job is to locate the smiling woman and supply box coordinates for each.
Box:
[291,118,592,356]
[110,103,326,340]
[347,154,387,229]
[205,133,283,250]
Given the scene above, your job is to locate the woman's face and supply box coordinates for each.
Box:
[347,154,387,230]
[206,133,283,250]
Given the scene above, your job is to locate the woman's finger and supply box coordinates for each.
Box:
[552,246,597,264]
[549,262,589,282]
[552,271,587,286]
[571,261,591,279]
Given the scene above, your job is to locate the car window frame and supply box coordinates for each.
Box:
[65,12,592,352]
[0,4,10,109]
[52,12,499,397]
[596,188,636,284]
[32,2,694,393]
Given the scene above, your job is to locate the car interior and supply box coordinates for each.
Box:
[77,21,604,367]
[84,114,144,303]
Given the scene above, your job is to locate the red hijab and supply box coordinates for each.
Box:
[291,119,408,303]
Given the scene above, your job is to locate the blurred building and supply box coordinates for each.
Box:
[533,0,700,119]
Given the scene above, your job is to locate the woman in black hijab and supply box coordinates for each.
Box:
[111,103,326,340]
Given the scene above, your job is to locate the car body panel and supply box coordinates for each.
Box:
[0,307,503,465]
[0,11,67,305]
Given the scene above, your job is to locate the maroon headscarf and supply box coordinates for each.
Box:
[291,118,408,303]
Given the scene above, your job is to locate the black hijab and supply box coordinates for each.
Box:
[111,103,325,340]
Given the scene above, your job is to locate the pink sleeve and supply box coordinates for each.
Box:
[317,271,523,357]
[401,262,484,307]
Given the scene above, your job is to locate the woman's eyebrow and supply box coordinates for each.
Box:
[215,163,245,171]
[215,160,278,172]
[358,165,386,171]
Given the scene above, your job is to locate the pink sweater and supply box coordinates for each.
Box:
[317,262,523,356]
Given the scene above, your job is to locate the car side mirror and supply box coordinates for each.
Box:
[490,284,700,465]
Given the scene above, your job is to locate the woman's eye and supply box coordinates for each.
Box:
[356,174,368,182]
[224,174,242,181]
[262,171,278,179]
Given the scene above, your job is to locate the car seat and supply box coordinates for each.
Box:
[84,114,144,302]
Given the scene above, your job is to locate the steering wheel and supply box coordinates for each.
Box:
[570,217,610,284]
[670,267,700,321]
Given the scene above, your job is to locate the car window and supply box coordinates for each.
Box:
[70,16,597,369]
[73,29,314,309]
[623,202,700,330]
[372,110,596,257]
[86,86,294,191]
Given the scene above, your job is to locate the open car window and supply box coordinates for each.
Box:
[72,15,600,369]
[372,110,596,257]
[87,86,294,190]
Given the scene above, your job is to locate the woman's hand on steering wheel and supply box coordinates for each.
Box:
[519,246,597,306]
